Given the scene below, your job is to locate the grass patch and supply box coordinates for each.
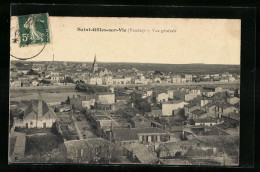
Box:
[9,136,17,155]
[25,133,63,156]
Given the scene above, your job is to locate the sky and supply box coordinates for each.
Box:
[10,17,241,65]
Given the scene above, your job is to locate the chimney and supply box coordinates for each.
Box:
[38,92,43,118]
[109,132,112,142]
[111,121,113,131]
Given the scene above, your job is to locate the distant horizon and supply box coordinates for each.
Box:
[10,59,240,66]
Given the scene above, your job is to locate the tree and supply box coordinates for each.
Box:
[64,76,74,83]
[154,70,163,75]
[40,79,51,84]
[101,144,121,163]
[159,117,168,125]
[14,62,24,67]
[72,104,75,113]
[133,99,151,115]
[66,96,70,104]
[27,69,40,76]
[175,151,182,157]
[219,152,228,166]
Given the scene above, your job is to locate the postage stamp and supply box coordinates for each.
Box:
[18,13,50,47]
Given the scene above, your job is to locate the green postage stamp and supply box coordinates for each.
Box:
[18,13,50,46]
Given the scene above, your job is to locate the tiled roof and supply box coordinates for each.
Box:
[113,127,167,141]
[216,103,233,109]
[23,100,50,117]
[96,92,114,95]
[185,103,198,108]
[64,138,113,150]
[151,106,161,110]
[113,128,139,141]
[193,118,217,123]
[171,125,183,132]
[191,109,207,115]
[160,158,192,165]
[116,95,130,100]
[159,138,207,151]
[123,143,158,164]
[228,112,240,121]
[131,116,150,123]
[202,101,217,108]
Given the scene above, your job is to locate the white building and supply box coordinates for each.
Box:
[103,76,113,85]
[167,90,174,99]
[184,92,197,102]
[162,102,188,116]
[154,77,161,83]
[95,92,115,104]
[156,93,168,103]
[189,89,201,96]
[31,80,39,86]
[14,93,57,129]
[172,76,181,83]
[185,74,193,82]
[89,76,103,85]
[227,97,240,105]
[145,90,153,97]
[228,77,236,82]
[51,76,64,82]
[113,77,125,85]
[82,99,96,109]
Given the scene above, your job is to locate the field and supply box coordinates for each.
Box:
[12,128,68,163]
[11,60,240,74]
[99,63,240,74]
[10,87,87,103]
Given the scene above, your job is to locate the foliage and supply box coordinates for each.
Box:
[189,119,195,125]
[154,70,163,75]
[40,79,51,84]
[64,76,74,83]
[159,117,168,125]
[27,69,40,76]
[175,151,182,157]
[184,148,214,157]
[212,92,228,103]
[66,96,70,104]
[25,133,64,156]
[134,99,151,114]
[15,62,24,67]
[204,135,239,158]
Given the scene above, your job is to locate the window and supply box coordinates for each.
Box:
[80,149,83,157]
[94,147,99,155]
[30,122,33,125]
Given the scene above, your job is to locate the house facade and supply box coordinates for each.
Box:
[14,94,57,129]
[184,103,200,118]
[184,92,197,102]
[162,102,188,116]
[95,92,115,104]
[156,93,168,103]
[62,138,114,163]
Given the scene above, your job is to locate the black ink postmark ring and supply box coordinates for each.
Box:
[10,13,50,61]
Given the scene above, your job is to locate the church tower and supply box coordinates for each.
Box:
[91,54,98,73]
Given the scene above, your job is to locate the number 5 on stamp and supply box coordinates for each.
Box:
[18,13,50,46]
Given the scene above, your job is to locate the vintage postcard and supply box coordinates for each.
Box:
[9,14,240,165]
